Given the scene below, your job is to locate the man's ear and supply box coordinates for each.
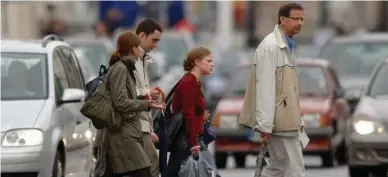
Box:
[280,16,286,24]
[138,32,146,39]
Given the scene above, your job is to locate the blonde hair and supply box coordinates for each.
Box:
[183,47,211,71]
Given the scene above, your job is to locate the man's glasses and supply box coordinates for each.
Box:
[287,17,304,22]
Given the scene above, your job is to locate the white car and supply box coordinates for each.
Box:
[1,35,96,177]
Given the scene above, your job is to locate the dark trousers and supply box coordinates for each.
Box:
[113,167,152,177]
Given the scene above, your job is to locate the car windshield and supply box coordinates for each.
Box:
[225,65,329,97]
[319,42,388,79]
[368,62,388,97]
[154,37,188,66]
[297,66,329,96]
[71,43,110,72]
[1,53,48,100]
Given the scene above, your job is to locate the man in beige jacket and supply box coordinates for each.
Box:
[240,3,306,177]
[133,18,163,177]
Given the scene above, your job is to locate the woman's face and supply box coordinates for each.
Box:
[132,45,141,58]
[196,55,214,75]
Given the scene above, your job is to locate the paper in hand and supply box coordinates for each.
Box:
[299,130,310,148]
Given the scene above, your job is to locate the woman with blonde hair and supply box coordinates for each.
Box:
[166,47,217,177]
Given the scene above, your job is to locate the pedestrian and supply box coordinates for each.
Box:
[94,32,165,177]
[166,47,216,177]
[239,2,306,177]
[133,18,164,177]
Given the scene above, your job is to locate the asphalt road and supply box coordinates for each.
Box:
[218,155,349,177]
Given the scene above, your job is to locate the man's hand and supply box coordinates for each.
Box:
[253,126,271,144]
[151,132,159,144]
[150,87,161,100]
[300,126,304,132]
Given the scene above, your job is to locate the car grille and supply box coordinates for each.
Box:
[1,173,38,177]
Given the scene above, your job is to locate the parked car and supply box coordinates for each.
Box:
[295,44,320,58]
[211,59,350,168]
[319,33,388,113]
[1,35,96,177]
[346,56,388,177]
[297,59,350,167]
[65,34,114,74]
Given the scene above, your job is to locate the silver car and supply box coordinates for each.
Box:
[346,57,388,177]
[1,35,95,177]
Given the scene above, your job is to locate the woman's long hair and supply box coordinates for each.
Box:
[109,32,141,67]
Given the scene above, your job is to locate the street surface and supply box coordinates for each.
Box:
[218,155,348,177]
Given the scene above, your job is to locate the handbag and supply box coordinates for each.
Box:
[80,81,122,130]
[81,60,133,130]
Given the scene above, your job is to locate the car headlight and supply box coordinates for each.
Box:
[219,115,239,129]
[2,129,44,147]
[302,114,321,127]
[353,117,384,135]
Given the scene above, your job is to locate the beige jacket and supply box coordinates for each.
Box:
[239,25,304,133]
[133,48,155,133]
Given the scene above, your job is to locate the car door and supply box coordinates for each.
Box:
[57,47,91,175]
[52,48,79,175]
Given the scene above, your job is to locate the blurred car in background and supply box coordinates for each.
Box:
[1,36,95,177]
[346,57,388,177]
[295,44,320,58]
[204,48,253,117]
[211,59,350,168]
[319,33,388,114]
[73,49,98,83]
[297,59,350,167]
[65,34,114,74]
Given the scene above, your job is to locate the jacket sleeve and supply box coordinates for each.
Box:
[180,80,200,148]
[254,47,277,133]
[109,65,150,113]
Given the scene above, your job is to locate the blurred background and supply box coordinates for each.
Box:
[1,1,388,177]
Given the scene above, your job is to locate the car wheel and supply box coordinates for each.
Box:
[348,166,370,177]
[215,152,227,169]
[233,153,247,168]
[335,142,347,165]
[321,151,336,167]
[52,151,64,177]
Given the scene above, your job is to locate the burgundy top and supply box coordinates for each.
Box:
[172,73,205,148]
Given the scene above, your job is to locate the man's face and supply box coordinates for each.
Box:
[139,30,162,53]
[280,9,304,35]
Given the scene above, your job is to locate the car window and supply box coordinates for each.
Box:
[58,48,83,89]
[1,52,48,100]
[319,42,388,79]
[69,49,85,86]
[297,66,329,96]
[368,62,388,98]
[225,65,329,98]
[53,50,69,99]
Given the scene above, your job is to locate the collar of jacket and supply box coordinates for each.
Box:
[120,56,137,71]
[273,25,289,49]
[139,47,153,61]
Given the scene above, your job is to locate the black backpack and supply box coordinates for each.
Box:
[84,65,108,129]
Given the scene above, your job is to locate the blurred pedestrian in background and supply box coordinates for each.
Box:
[240,3,306,177]
[133,18,163,177]
[167,47,216,177]
[40,3,68,37]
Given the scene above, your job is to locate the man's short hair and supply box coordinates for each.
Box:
[135,18,163,36]
[278,3,304,24]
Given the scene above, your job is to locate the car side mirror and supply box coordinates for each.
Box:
[334,88,345,99]
[58,88,85,105]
